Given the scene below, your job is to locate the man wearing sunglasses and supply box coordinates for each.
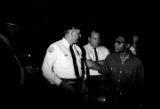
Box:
[99,35,144,109]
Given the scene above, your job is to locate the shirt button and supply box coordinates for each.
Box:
[120,70,122,74]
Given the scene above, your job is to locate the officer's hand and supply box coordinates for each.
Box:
[81,81,89,101]
[81,81,88,94]
[60,81,74,91]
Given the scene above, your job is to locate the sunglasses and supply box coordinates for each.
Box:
[115,40,125,44]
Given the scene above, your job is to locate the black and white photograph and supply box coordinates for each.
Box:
[0,0,146,108]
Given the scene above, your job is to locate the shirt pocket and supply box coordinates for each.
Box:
[56,52,72,68]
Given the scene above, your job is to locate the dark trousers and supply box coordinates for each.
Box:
[104,86,142,109]
[86,75,103,103]
[52,80,85,108]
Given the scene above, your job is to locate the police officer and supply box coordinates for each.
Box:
[42,26,86,107]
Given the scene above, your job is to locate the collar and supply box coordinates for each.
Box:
[62,38,70,49]
[88,43,96,50]
[120,53,130,64]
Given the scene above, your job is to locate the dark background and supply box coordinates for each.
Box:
[0,1,147,75]
[0,0,147,82]
[0,0,154,107]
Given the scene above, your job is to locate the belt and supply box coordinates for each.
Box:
[61,78,82,84]
[88,75,102,80]
[89,75,102,77]
[61,78,83,91]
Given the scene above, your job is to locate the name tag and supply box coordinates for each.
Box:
[64,54,68,57]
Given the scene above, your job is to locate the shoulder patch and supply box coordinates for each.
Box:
[47,46,54,53]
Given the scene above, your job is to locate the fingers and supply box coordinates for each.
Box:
[60,81,74,91]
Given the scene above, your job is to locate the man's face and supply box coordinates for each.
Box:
[70,29,81,44]
[89,32,100,48]
[114,36,126,53]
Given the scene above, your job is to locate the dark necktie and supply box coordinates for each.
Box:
[69,45,80,79]
[94,48,98,61]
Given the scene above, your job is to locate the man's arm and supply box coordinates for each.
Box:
[42,60,62,86]
[42,46,62,86]
[130,35,139,55]
[97,60,105,65]
[42,45,74,91]
[85,59,102,71]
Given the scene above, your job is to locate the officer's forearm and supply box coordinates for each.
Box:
[42,64,62,86]
[43,71,62,86]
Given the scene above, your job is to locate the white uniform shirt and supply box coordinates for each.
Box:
[83,43,110,76]
[42,38,82,86]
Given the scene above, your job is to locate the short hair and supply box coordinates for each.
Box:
[63,23,81,35]
[90,30,100,37]
[116,34,132,44]
[64,27,80,36]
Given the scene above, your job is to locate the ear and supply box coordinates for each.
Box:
[71,31,74,37]
[88,37,90,42]
[69,30,74,37]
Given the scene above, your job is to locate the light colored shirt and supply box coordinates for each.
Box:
[83,43,110,76]
[42,38,82,86]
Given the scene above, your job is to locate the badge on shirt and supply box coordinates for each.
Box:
[47,46,54,53]
[64,54,68,57]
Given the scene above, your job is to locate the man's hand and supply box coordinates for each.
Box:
[86,59,102,70]
[81,81,88,101]
[60,81,74,91]
[81,81,88,94]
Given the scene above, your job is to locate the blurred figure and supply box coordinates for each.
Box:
[83,30,110,104]
[42,27,87,108]
[129,34,139,55]
[0,22,25,106]
[132,34,139,50]
[99,35,144,109]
